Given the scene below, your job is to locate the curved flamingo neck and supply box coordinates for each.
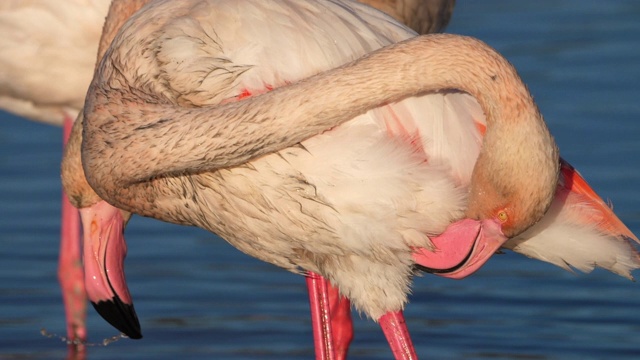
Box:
[81,33,554,221]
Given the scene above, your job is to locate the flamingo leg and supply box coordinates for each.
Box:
[306,272,353,360]
[327,282,352,359]
[379,311,418,360]
[58,115,87,350]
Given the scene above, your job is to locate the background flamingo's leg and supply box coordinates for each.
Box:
[58,115,87,349]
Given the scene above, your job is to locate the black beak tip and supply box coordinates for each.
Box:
[92,298,143,339]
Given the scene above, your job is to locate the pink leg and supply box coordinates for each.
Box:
[379,311,418,360]
[327,281,352,359]
[306,272,353,360]
[58,115,87,348]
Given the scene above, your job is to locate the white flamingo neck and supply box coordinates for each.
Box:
[86,34,542,179]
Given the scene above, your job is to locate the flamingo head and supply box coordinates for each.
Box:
[414,116,560,279]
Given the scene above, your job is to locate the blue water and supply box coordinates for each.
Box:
[2,1,640,359]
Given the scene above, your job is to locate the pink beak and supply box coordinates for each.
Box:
[413,218,508,279]
[80,200,142,339]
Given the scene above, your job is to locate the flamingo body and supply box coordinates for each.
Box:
[61,0,639,356]
[0,0,110,124]
[79,0,638,318]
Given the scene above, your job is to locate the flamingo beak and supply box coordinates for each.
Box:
[413,218,507,279]
[80,201,142,339]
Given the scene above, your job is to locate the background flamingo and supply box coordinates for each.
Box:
[0,0,109,126]
[0,0,110,346]
[2,1,640,359]
[0,0,454,352]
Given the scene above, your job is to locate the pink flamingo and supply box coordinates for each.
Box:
[61,0,638,359]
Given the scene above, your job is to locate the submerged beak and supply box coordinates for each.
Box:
[413,218,508,279]
[80,200,142,339]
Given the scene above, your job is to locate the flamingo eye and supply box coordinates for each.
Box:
[497,210,508,223]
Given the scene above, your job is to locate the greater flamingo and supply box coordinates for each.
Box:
[60,0,639,359]
[0,0,453,352]
[0,0,109,345]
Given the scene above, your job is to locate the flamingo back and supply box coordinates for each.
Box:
[0,0,109,124]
